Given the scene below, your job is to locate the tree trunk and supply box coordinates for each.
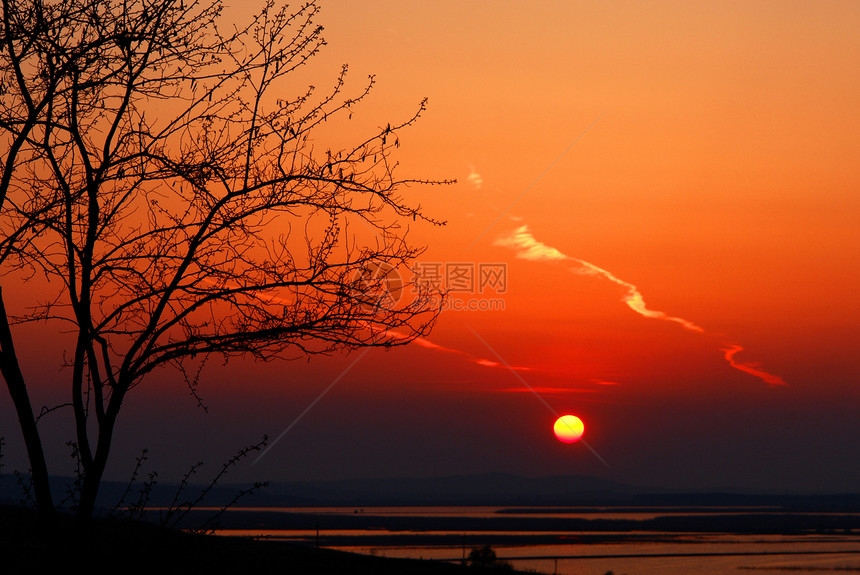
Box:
[75,406,121,524]
[0,287,55,524]
[76,465,104,525]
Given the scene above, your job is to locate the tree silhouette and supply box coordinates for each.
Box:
[0,0,446,525]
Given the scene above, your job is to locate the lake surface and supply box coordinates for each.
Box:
[205,505,797,521]
[211,506,860,575]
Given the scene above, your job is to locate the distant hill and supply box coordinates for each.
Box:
[0,472,643,509]
[2,472,859,511]
[248,472,650,506]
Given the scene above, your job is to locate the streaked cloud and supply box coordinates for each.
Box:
[495,386,600,395]
[496,225,702,332]
[495,224,786,386]
[384,330,532,372]
[722,344,787,386]
[494,224,567,261]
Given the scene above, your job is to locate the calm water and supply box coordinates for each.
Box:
[204,505,789,521]
[339,535,860,575]
[213,506,860,575]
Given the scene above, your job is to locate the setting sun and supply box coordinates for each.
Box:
[553,415,585,444]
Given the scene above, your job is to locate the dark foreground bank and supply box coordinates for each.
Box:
[0,505,531,575]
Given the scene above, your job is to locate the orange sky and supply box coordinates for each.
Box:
[4,1,859,492]
[302,0,860,388]
[310,0,860,334]
[203,1,860,490]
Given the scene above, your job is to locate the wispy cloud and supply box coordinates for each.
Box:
[495,386,600,395]
[496,225,703,333]
[722,344,787,386]
[495,225,786,386]
[384,329,531,372]
[495,225,567,261]
[472,357,531,370]
[466,165,483,190]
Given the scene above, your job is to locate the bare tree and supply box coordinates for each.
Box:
[0,0,446,525]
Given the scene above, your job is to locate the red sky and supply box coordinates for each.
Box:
[3,0,859,493]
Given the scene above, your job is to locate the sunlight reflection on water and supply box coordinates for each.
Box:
[211,507,860,575]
